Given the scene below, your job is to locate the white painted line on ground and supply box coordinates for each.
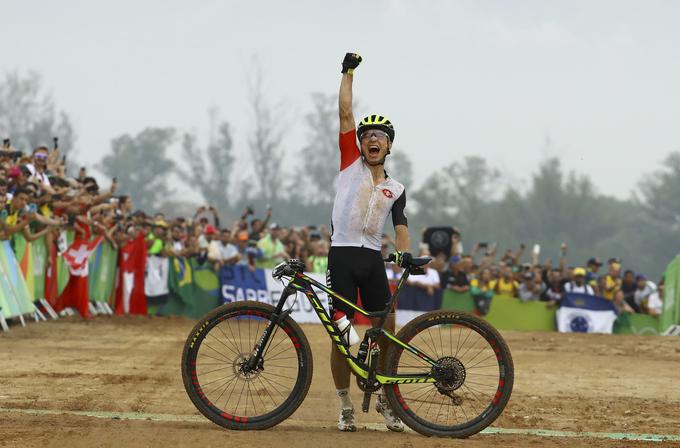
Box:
[2,407,679,442]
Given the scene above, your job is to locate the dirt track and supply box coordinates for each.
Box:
[1,315,679,447]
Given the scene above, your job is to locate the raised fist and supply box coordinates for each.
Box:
[341,52,362,74]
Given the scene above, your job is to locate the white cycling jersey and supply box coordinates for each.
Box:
[330,129,407,252]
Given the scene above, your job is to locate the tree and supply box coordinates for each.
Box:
[386,150,414,192]
[637,151,680,229]
[178,121,235,211]
[0,71,76,165]
[299,93,338,205]
[248,66,285,202]
[97,128,175,212]
[412,155,500,226]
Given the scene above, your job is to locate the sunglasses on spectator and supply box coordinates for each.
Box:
[34,153,48,159]
[360,130,389,141]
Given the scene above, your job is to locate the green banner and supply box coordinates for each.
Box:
[441,290,659,334]
[613,313,661,335]
[88,242,117,303]
[12,233,34,299]
[0,240,36,318]
[660,254,680,332]
[32,237,47,300]
[159,257,220,319]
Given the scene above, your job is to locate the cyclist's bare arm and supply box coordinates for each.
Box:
[395,224,411,253]
[338,53,362,133]
[339,74,355,133]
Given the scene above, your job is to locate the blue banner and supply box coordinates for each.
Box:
[219,265,268,304]
[562,293,619,313]
[397,284,443,312]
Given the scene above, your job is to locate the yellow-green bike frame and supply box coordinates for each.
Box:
[261,263,439,386]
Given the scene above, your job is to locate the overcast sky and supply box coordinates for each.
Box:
[2,0,679,199]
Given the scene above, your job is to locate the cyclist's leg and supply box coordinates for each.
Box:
[356,247,394,365]
[357,249,404,432]
[327,246,360,390]
[327,247,362,431]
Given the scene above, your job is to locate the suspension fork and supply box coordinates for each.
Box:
[246,284,297,370]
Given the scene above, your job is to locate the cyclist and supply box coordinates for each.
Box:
[330,52,412,432]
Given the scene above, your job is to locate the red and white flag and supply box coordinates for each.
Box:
[63,237,103,277]
[114,233,147,315]
[55,236,103,317]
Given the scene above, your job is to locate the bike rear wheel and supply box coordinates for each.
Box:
[384,311,513,438]
[181,301,313,430]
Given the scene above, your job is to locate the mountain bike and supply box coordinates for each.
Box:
[181,256,514,438]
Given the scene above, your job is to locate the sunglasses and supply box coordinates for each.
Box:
[360,130,389,141]
[34,153,48,160]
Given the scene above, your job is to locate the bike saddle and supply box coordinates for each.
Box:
[410,257,431,267]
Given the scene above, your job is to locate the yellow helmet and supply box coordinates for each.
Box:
[357,115,395,143]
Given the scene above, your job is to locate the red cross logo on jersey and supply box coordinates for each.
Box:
[382,189,394,199]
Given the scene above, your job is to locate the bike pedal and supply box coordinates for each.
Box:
[361,393,371,413]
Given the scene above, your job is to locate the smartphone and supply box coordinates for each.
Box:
[478,242,488,249]
[2,138,9,148]
[53,137,59,149]
[532,244,541,255]
[112,177,117,183]
[28,203,38,214]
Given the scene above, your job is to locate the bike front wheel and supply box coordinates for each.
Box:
[181,301,313,430]
[384,311,514,438]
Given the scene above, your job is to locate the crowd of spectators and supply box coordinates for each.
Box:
[0,141,665,321]
[403,228,664,317]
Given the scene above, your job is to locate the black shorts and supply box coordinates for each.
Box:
[327,246,392,318]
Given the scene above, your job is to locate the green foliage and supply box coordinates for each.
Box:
[178,122,235,211]
[0,71,76,165]
[637,151,680,228]
[97,127,175,212]
[299,93,339,205]
[410,156,677,279]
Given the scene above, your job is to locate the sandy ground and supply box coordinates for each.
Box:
[1,315,679,447]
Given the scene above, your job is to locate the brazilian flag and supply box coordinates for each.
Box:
[158,257,221,319]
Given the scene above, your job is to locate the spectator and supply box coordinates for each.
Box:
[541,268,564,307]
[208,228,240,271]
[26,146,52,190]
[146,220,168,255]
[307,240,329,274]
[168,224,189,256]
[518,271,543,302]
[249,206,272,240]
[564,267,595,295]
[634,274,663,316]
[441,255,469,293]
[256,223,289,269]
[193,205,220,229]
[585,257,603,291]
[490,264,519,298]
[620,270,638,312]
[451,227,463,255]
[470,268,494,315]
[407,247,440,296]
[603,258,622,302]
[234,230,262,270]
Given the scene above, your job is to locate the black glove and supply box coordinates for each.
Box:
[392,251,413,268]
[341,52,362,74]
